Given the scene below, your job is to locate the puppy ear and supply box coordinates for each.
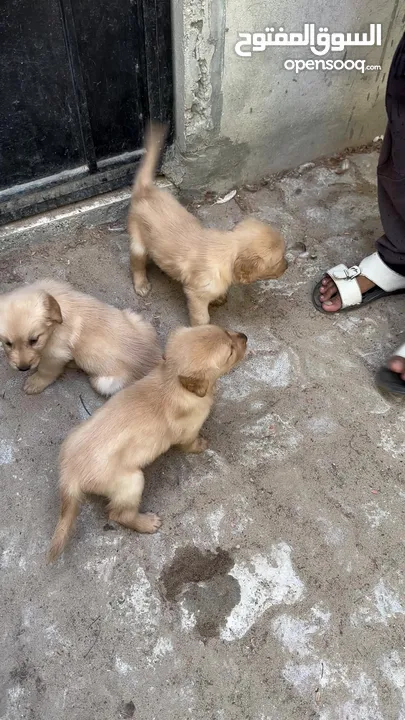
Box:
[178,375,209,397]
[43,294,63,325]
[233,251,264,284]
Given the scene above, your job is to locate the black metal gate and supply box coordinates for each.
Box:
[0,0,172,224]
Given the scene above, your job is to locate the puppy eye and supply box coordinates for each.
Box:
[4,340,12,348]
[29,336,40,346]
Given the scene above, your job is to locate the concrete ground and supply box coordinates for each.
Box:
[1,147,405,720]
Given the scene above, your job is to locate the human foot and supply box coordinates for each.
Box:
[313,253,405,314]
[387,355,405,381]
[375,343,405,394]
[319,274,376,312]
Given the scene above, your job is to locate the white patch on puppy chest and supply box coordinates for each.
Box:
[92,376,125,396]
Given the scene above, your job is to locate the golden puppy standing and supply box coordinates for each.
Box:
[0,280,160,395]
[128,123,288,326]
[48,324,247,561]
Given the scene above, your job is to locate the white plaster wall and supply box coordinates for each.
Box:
[170,0,403,190]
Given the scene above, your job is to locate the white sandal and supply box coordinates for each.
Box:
[313,252,405,313]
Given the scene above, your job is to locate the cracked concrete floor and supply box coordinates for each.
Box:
[2,148,405,720]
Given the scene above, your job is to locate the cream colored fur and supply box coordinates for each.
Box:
[128,123,288,326]
[0,280,161,395]
[48,324,247,561]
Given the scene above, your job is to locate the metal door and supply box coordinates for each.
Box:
[0,0,172,224]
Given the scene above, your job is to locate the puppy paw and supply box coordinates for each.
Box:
[134,279,151,297]
[182,436,209,453]
[24,373,48,394]
[210,294,228,307]
[194,436,209,453]
[136,512,162,533]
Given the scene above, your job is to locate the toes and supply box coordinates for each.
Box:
[194,437,209,453]
[137,512,161,533]
[145,513,162,533]
[24,375,45,394]
[135,281,151,298]
[321,295,343,312]
[321,277,334,292]
[388,356,405,374]
[320,283,339,303]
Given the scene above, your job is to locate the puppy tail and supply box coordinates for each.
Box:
[47,487,81,563]
[132,122,168,198]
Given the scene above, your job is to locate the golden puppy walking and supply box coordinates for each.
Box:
[48,324,247,561]
[128,123,287,326]
[0,280,161,395]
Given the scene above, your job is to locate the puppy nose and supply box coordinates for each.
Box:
[17,364,31,372]
[238,332,248,343]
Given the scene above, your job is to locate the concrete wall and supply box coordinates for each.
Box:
[167,0,403,192]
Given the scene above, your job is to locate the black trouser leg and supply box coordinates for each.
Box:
[376,33,405,274]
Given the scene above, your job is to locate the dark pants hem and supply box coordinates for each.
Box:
[375,32,405,275]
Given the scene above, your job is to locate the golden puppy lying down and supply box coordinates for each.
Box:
[128,123,288,326]
[48,324,247,561]
[0,280,161,396]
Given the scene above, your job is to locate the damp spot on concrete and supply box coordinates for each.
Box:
[119,700,135,718]
[8,660,45,697]
[10,661,31,683]
[182,574,240,639]
[160,546,240,638]
[35,675,46,695]
[160,546,233,601]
